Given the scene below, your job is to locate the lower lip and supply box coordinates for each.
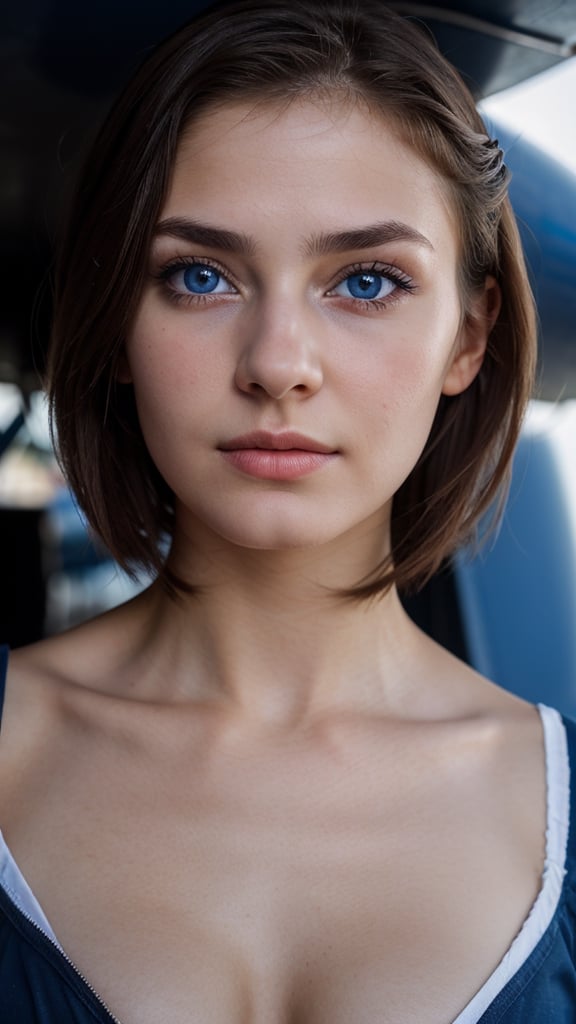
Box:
[220,448,336,481]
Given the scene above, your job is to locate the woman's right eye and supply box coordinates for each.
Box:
[159,261,237,299]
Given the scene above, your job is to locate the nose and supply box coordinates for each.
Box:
[234,304,323,401]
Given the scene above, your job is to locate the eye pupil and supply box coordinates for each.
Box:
[358,274,375,292]
[183,265,219,293]
[346,272,382,300]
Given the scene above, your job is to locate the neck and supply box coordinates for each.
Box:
[122,524,426,729]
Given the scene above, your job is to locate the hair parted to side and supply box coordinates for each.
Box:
[47,0,537,599]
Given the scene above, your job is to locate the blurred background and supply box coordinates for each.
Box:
[1,0,575,707]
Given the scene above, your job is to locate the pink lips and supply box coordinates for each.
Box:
[219,431,337,481]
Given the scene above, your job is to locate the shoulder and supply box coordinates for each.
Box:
[0,595,151,772]
[4,585,153,696]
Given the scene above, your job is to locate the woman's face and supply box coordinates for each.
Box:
[126,98,488,557]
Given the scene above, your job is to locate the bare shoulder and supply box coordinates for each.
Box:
[405,631,549,835]
[409,625,545,727]
[6,584,155,690]
[0,594,150,769]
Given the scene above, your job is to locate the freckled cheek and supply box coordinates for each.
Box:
[353,335,449,420]
[126,315,230,409]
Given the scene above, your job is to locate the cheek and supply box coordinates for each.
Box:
[359,334,456,422]
[126,308,220,419]
[348,317,460,486]
[393,297,462,405]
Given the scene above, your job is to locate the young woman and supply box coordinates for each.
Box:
[0,1,573,1022]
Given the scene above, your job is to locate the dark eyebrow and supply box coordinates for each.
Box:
[305,221,434,256]
[154,216,433,258]
[154,217,257,255]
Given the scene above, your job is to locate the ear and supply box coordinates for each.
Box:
[442,276,501,397]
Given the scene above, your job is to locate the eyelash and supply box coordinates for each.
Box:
[153,256,416,309]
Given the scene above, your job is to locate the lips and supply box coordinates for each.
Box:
[219,431,335,454]
[218,431,338,480]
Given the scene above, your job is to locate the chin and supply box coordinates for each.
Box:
[177,502,355,553]
[174,487,391,558]
[217,522,336,551]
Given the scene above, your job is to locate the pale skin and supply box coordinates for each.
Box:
[0,98,545,1024]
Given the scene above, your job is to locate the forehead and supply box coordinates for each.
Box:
[161,97,458,253]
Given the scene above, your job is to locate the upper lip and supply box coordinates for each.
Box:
[219,431,336,453]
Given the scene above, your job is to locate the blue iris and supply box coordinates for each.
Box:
[345,273,384,299]
[182,264,220,294]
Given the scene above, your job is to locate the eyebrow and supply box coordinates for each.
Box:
[305,221,434,256]
[153,216,434,257]
[154,217,257,255]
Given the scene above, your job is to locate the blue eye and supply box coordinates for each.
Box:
[335,272,395,301]
[182,264,225,293]
[162,261,236,298]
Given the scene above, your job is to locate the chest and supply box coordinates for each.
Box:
[0,723,544,1024]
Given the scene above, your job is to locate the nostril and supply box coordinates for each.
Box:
[233,334,323,400]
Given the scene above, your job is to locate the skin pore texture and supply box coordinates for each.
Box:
[0,98,545,1024]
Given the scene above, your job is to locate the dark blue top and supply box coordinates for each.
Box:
[0,643,575,1023]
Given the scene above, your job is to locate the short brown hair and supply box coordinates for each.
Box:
[47,0,537,597]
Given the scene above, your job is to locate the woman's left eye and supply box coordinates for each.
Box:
[332,271,396,302]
